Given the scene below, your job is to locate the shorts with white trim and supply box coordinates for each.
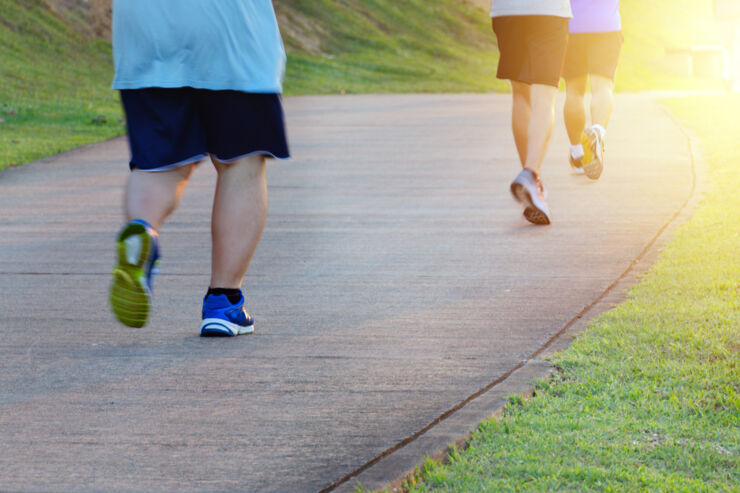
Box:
[120,88,290,171]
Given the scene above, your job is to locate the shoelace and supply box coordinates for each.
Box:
[535,178,548,200]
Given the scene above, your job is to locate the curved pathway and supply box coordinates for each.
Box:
[0,94,701,492]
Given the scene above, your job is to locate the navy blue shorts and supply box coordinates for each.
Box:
[120,88,290,171]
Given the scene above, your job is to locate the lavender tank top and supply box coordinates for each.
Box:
[569,0,621,33]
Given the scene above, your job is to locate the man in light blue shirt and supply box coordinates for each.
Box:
[112,1,285,93]
[109,0,290,337]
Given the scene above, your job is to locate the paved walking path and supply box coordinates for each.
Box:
[0,94,701,492]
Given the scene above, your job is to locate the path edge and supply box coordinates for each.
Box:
[326,96,711,493]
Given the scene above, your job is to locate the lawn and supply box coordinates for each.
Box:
[0,1,124,170]
[396,93,740,492]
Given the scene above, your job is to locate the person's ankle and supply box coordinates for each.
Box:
[522,167,539,178]
[129,218,157,232]
[570,144,585,159]
[207,287,242,304]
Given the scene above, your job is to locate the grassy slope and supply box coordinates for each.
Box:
[399,94,740,492]
[0,0,124,170]
[277,0,728,94]
[0,0,729,170]
[276,0,504,95]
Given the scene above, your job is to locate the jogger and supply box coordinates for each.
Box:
[109,1,289,335]
[490,0,572,225]
[563,0,623,180]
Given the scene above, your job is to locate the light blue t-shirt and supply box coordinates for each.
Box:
[112,0,286,93]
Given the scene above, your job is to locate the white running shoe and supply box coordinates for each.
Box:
[510,168,551,225]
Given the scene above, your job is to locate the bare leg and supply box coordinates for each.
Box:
[209,154,267,289]
[125,164,196,230]
[563,76,588,145]
[589,74,615,129]
[524,83,558,174]
[510,80,531,167]
[112,164,195,327]
[508,82,556,224]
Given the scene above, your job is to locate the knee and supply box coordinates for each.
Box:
[511,81,531,106]
[590,75,615,98]
[566,87,586,102]
[565,77,588,101]
[175,163,196,181]
[213,154,266,179]
[530,84,557,110]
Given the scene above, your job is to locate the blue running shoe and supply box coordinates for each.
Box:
[510,168,551,225]
[200,292,254,337]
[110,219,159,328]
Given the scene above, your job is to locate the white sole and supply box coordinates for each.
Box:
[511,183,551,225]
[583,159,603,180]
[199,318,254,337]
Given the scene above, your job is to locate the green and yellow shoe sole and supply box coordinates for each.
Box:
[110,223,153,328]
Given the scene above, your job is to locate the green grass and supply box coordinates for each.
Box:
[277,0,505,95]
[394,94,740,492]
[0,0,124,171]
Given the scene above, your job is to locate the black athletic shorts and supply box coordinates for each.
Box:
[492,15,570,87]
[120,88,290,171]
[562,31,623,81]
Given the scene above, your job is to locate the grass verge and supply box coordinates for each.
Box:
[391,94,739,491]
[0,1,124,171]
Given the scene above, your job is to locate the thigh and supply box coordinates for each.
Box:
[565,74,588,96]
[211,153,265,175]
[120,88,208,171]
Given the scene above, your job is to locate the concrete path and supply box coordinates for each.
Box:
[0,94,699,492]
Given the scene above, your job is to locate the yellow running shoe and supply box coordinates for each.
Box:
[581,126,604,180]
[110,220,159,328]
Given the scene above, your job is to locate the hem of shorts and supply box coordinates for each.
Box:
[132,150,290,172]
[213,150,291,163]
[562,70,617,82]
[132,153,208,172]
[498,76,561,88]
